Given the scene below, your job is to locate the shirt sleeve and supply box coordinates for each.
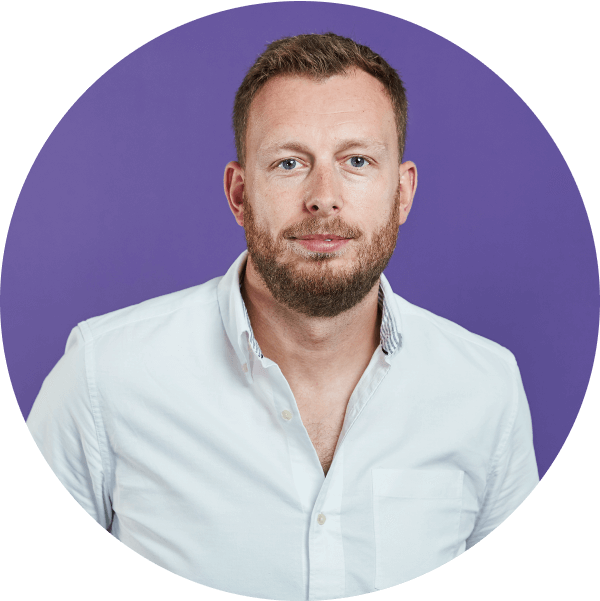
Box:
[26,325,112,529]
[466,358,539,548]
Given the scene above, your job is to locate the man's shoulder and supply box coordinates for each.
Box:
[393,293,517,368]
[79,276,223,342]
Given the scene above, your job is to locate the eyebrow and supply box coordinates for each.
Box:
[260,138,389,157]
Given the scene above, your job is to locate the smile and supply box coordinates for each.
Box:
[289,235,352,253]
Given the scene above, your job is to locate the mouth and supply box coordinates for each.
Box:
[291,234,350,253]
[290,234,352,241]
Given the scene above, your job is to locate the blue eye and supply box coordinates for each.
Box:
[279,159,298,170]
[278,157,367,170]
[349,156,368,168]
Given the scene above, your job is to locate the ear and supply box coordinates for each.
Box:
[224,161,245,227]
[397,160,418,226]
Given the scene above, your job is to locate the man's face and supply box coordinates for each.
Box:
[227,68,416,317]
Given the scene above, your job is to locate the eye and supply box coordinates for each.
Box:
[278,158,298,170]
[347,156,369,168]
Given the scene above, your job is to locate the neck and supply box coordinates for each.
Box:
[241,255,382,384]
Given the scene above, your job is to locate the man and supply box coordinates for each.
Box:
[27,33,539,600]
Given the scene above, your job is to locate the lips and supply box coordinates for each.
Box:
[294,234,350,241]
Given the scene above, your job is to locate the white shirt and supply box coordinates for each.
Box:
[27,251,539,600]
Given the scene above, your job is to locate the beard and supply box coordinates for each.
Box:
[242,186,401,318]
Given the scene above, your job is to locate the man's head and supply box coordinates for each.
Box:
[224,33,417,318]
[232,33,409,168]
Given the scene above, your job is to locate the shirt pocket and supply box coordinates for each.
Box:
[372,468,464,590]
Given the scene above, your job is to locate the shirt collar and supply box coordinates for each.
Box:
[217,251,403,376]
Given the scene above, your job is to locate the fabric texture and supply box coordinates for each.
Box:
[27,251,539,600]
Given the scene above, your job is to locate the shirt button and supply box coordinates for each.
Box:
[281,409,293,421]
[317,513,326,525]
[242,363,248,373]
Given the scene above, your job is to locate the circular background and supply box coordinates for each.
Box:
[1,1,598,482]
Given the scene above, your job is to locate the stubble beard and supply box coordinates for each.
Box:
[243,183,400,317]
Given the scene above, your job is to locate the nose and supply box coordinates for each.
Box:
[304,163,343,217]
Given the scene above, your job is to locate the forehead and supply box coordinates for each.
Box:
[246,68,397,158]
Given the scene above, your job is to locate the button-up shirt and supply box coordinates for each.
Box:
[27,251,539,600]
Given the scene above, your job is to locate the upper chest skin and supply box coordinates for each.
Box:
[249,298,383,475]
[294,391,350,475]
[283,365,369,475]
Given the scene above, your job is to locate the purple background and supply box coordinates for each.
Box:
[2,2,598,478]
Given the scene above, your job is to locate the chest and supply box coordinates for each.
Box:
[295,392,350,475]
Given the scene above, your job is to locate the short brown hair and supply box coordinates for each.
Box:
[233,33,408,167]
